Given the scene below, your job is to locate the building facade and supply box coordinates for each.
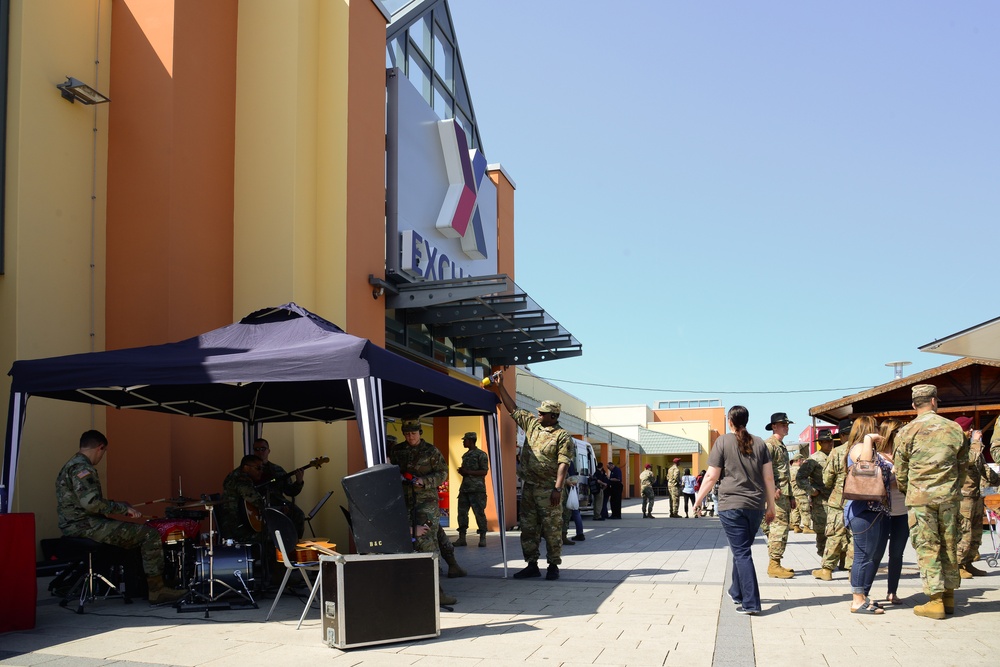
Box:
[0,0,577,553]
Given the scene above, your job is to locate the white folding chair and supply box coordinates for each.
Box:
[264,508,322,628]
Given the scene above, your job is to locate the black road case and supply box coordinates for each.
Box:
[320,553,439,649]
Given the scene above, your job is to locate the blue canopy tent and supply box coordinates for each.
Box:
[3,303,509,572]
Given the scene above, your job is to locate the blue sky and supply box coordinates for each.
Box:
[448,2,998,438]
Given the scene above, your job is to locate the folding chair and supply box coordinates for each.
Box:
[264,508,322,628]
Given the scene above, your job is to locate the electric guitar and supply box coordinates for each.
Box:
[245,456,329,532]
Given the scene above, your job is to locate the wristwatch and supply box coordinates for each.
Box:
[552,487,562,493]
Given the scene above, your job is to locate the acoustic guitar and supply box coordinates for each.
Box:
[276,539,338,563]
[245,456,329,533]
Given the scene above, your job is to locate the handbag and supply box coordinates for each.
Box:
[842,452,886,502]
[566,486,580,511]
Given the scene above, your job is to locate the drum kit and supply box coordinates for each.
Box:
[142,495,258,611]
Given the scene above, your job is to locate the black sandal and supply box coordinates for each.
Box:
[850,598,885,615]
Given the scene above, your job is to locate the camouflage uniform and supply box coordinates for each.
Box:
[789,458,811,530]
[260,461,306,537]
[640,468,656,516]
[896,411,968,596]
[820,444,853,571]
[389,438,449,555]
[218,466,266,543]
[457,444,489,537]
[958,440,999,567]
[56,452,164,578]
[797,449,830,555]
[667,464,681,517]
[763,435,792,560]
[512,408,574,566]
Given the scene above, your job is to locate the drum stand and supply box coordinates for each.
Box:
[176,501,257,615]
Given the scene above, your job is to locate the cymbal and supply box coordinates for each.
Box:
[178,499,222,509]
[163,496,197,505]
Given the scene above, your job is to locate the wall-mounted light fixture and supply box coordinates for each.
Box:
[56,77,110,105]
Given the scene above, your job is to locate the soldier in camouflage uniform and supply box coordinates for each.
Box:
[763,412,795,578]
[789,445,813,533]
[896,384,969,619]
[798,430,834,556]
[813,419,855,581]
[640,464,656,518]
[955,418,999,578]
[219,454,266,543]
[56,430,186,604]
[667,460,682,517]
[455,431,489,548]
[390,420,464,605]
[252,438,306,538]
[489,378,573,581]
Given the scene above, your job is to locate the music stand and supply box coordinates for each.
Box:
[305,491,333,538]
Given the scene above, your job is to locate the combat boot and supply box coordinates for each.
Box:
[960,567,973,579]
[768,560,794,579]
[512,562,541,579]
[811,567,833,581]
[439,587,457,605]
[453,531,467,547]
[792,525,802,533]
[562,535,575,546]
[478,533,487,548]
[147,576,187,605]
[913,593,945,620]
[802,527,816,534]
[443,551,467,578]
[943,589,955,615]
[965,562,988,577]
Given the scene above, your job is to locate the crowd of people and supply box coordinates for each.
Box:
[51,376,998,620]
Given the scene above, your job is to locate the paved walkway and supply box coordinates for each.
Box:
[3,498,1000,666]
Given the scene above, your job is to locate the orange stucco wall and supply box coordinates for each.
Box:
[488,169,518,528]
[344,0,390,476]
[104,0,238,503]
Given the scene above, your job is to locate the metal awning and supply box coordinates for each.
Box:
[919,315,1000,361]
[374,274,582,367]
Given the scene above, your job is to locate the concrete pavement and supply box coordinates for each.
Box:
[3,498,1000,666]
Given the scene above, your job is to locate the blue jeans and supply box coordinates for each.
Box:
[719,508,765,613]
[847,508,889,595]
[886,513,909,595]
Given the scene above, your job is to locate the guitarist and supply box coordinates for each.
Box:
[218,455,266,544]
[253,438,306,538]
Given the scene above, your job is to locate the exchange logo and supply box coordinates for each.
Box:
[435,119,488,261]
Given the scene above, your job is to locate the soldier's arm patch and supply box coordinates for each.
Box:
[76,470,92,479]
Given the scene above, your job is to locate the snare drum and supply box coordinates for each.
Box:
[147,518,200,544]
[195,544,256,591]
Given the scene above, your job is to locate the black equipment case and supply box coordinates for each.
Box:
[320,553,439,649]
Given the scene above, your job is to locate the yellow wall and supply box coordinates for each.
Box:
[0,0,112,543]
[232,0,387,548]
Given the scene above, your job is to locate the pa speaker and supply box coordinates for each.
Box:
[341,464,413,554]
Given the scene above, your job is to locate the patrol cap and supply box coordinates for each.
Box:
[817,429,833,442]
[765,412,794,431]
[537,400,561,415]
[462,431,478,441]
[911,384,938,400]
[400,419,421,432]
[954,416,973,431]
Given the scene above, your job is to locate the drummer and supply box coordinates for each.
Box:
[56,430,187,604]
[252,438,306,538]
[218,455,266,543]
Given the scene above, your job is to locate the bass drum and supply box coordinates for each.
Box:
[195,544,257,592]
